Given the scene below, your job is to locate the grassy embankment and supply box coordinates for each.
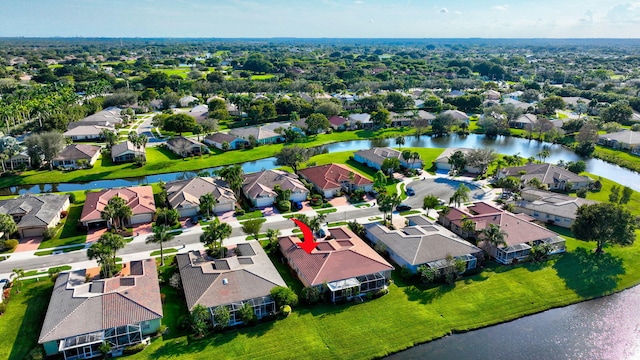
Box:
[0,128,416,188]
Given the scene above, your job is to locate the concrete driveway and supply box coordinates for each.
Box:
[402,177,486,208]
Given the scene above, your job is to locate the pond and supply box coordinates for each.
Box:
[0,134,637,195]
[386,284,640,360]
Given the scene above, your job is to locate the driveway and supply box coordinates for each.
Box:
[402,177,486,209]
[14,237,43,252]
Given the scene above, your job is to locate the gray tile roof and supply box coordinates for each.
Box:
[511,188,597,219]
[111,141,145,158]
[242,170,307,200]
[365,215,481,266]
[0,194,69,228]
[500,163,591,186]
[598,130,640,146]
[166,177,236,210]
[63,125,113,136]
[38,259,162,344]
[79,106,124,125]
[204,132,240,144]
[229,126,281,141]
[176,241,286,310]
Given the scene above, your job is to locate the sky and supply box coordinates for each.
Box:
[2,0,640,38]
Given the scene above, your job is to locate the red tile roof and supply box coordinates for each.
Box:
[328,115,347,127]
[278,226,393,287]
[81,186,156,223]
[298,163,372,190]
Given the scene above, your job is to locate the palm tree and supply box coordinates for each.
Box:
[265,228,281,249]
[199,193,216,219]
[99,232,125,271]
[200,218,232,256]
[395,136,405,151]
[87,241,116,278]
[100,203,118,229]
[146,225,175,266]
[11,268,24,293]
[481,223,508,251]
[494,158,506,177]
[411,152,421,167]
[449,184,471,207]
[461,218,477,241]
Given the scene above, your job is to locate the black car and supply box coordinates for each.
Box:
[291,201,303,210]
[0,279,9,289]
[405,187,415,196]
[396,204,412,212]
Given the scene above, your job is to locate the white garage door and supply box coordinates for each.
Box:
[21,228,44,238]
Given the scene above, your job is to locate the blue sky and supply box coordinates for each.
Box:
[2,0,640,38]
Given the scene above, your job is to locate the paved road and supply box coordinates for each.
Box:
[0,177,486,274]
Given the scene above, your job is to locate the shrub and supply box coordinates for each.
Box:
[276,200,291,213]
[400,266,414,280]
[270,286,299,307]
[123,343,147,355]
[157,324,168,336]
[4,239,18,250]
[169,272,182,289]
[280,305,292,316]
[42,227,57,240]
[576,188,588,198]
[26,347,44,360]
[235,208,245,216]
[67,192,76,204]
[301,286,321,305]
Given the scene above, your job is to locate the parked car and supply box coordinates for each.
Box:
[405,187,415,196]
[437,198,446,206]
[0,279,9,289]
[396,204,412,212]
[190,216,199,225]
[292,201,303,210]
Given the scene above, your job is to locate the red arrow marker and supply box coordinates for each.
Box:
[291,218,319,254]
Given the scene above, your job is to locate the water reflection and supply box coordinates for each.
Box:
[1,134,638,195]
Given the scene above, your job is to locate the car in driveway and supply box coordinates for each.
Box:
[0,279,9,289]
[405,187,415,196]
[396,204,412,212]
[291,201,303,210]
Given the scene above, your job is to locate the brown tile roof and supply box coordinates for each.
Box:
[53,144,101,161]
[298,164,372,190]
[328,115,347,127]
[443,202,560,247]
[38,259,162,343]
[80,186,156,223]
[278,226,394,287]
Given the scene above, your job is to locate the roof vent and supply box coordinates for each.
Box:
[222,278,228,285]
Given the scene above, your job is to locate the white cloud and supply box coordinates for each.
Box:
[454,11,462,15]
[579,10,594,23]
[492,4,509,11]
[606,2,640,23]
[354,0,363,3]
[440,7,448,13]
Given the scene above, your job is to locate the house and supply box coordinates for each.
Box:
[229,126,283,145]
[38,259,163,359]
[389,111,414,127]
[165,136,207,157]
[439,201,565,264]
[166,177,236,217]
[73,106,124,127]
[52,144,101,169]
[434,148,482,174]
[278,227,394,302]
[242,169,308,207]
[111,141,145,163]
[189,104,209,122]
[0,194,70,238]
[63,125,113,141]
[505,91,524,100]
[298,164,373,198]
[442,110,470,124]
[204,132,247,150]
[417,110,436,124]
[508,188,598,228]
[501,97,532,110]
[364,214,482,273]
[176,241,286,327]
[80,186,155,228]
[483,90,501,101]
[179,95,199,107]
[348,113,373,129]
[354,147,423,170]
[2,151,31,170]
[598,130,640,154]
[328,115,348,130]
[509,113,537,129]
[498,163,592,190]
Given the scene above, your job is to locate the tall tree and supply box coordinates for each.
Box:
[480,223,508,250]
[275,145,310,174]
[373,170,388,192]
[0,213,17,240]
[395,136,405,151]
[216,165,244,199]
[199,218,232,256]
[572,203,636,253]
[449,184,471,207]
[88,232,125,278]
[304,113,330,135]
[266,228,281,249]
[11,268,24,293]
[199,193,216,219]
[146,225,175,266]
[241,219,263,241]
[422,195,440,216]
[381,157,401,176]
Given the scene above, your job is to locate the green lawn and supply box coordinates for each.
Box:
[316,208,337,215]
[0,129,420,188]
[235,210,263,221]
[0,280,53,360]
[151,248,178,257]
[34,244,84,256]
[38,204,87,249]
[251,74,275,80]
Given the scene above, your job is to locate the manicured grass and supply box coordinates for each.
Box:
[23,265,71,277]
[235,210,263,221]
[316,208,337,215]
[399,210,422,216]
[38,204,87,249]
[592,145,640,173]
[251,74,275,80]
[151,248,178,257]
[328,221,349,227]
[0,279,53,360]
[124,229,640,360]
[245,233,269,241]
[0,129,420,187]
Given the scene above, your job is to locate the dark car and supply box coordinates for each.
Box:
[0,279,9,289]
[292,201,303,210]
[190,216,199,225]
[405,187,415,196]
[396,204,412,212]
